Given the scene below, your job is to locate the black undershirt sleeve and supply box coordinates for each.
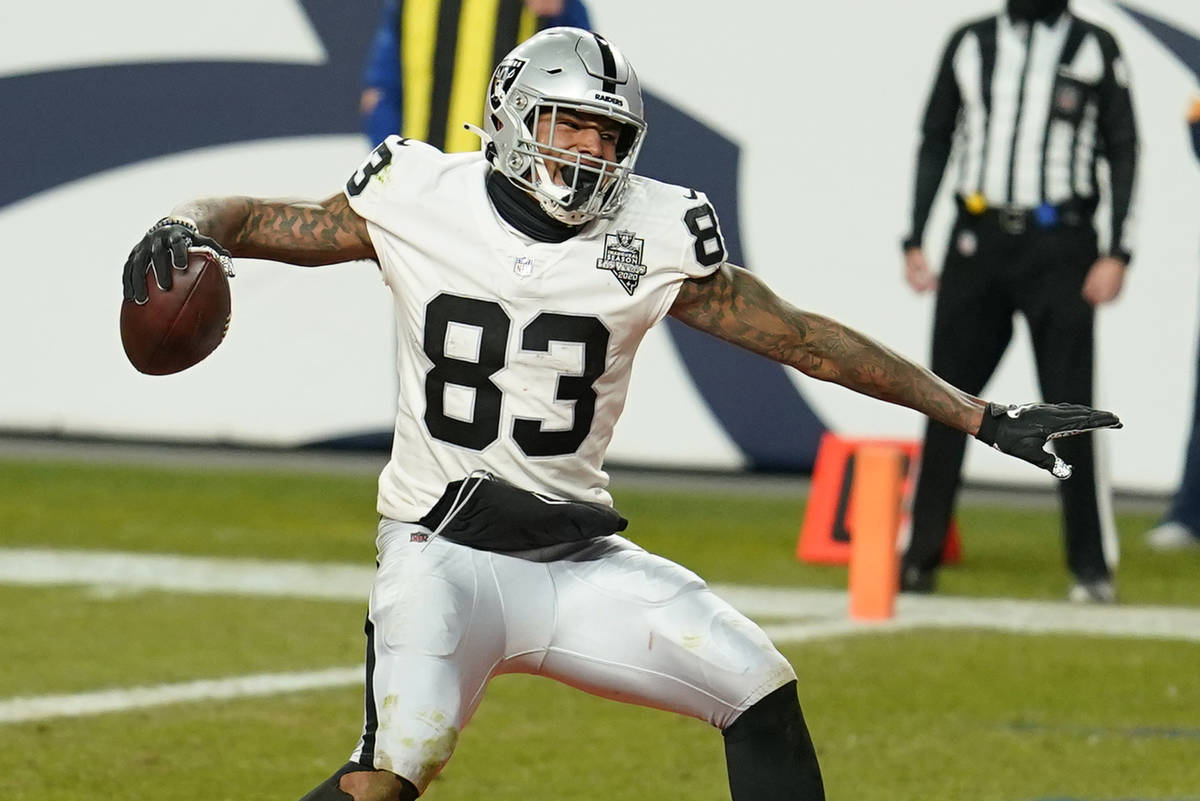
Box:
[905,28,966,251]
[1095,29,1138,264]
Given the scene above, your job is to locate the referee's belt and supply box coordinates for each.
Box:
[956,195,1095,235]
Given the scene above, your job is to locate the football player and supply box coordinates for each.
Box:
[123,27,1121,801]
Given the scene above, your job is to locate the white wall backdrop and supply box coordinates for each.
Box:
[1,0,1197,492]
[600,0,1200,492]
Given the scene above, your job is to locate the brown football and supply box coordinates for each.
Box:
[120,248,231,375]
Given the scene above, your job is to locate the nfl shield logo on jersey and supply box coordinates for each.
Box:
[513,255,534,278]
[596,229,647,295]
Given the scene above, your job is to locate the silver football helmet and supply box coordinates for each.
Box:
[480,27,646,225]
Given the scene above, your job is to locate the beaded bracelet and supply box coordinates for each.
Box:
[148,215,199,235]
[147,216,236,278]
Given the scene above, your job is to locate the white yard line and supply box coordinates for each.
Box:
[5,547,1200,641]
[0,667,363,724]
[713,585,1200,644]
[0,547,371,600]
[2,547,1199,724]
[7,544,1200,637]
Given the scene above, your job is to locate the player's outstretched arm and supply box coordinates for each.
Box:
[668,264,1121,477]
[670,264,984,431]
[173,192,375,266]
[123,193,375,303]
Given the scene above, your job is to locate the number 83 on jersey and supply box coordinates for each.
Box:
[423,293,610,458]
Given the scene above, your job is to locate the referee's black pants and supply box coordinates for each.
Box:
[902,212,1113,584]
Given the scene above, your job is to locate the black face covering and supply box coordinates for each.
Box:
[485,171,580,243]
[1006,0,1068,22]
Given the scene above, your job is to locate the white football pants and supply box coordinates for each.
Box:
[350,518,796,792]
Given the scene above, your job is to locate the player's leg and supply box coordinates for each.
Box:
[296,761,417,801]
[1161,328,1200,535]
[904,221,1014,588]
[297,520,510,799]
[722,680,824,801]
[1148,343,1200,546]
[536,538,822,799]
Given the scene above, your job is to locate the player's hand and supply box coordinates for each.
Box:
[974,402,1122,479]
[904,247,938,293]
[123,217,231,304]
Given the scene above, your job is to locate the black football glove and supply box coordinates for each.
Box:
[122,216,232,304]
[975,402,1122,479]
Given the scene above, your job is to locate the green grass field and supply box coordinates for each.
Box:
[2,455,1198,801]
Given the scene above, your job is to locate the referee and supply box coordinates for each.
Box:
[900,0,1138,602]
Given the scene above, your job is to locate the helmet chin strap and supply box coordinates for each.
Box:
[538,195,592,226]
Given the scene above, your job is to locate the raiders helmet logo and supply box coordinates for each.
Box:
[593,91,625,107]
[490,58,527,111]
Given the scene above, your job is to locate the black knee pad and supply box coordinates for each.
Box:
[723,681,803,742]
[723,681,825,801]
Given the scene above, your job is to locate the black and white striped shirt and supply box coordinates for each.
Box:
[906,11,1138,261]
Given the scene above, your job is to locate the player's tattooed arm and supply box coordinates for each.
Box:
[171,193,376,266]
[669,264,986,435]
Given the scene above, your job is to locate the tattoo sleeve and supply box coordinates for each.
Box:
[668,264,985,434]
[171,193,375,266]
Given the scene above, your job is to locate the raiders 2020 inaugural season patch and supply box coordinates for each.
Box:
[596,229,646,295]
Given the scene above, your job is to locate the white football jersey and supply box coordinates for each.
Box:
[345,137,727,522]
